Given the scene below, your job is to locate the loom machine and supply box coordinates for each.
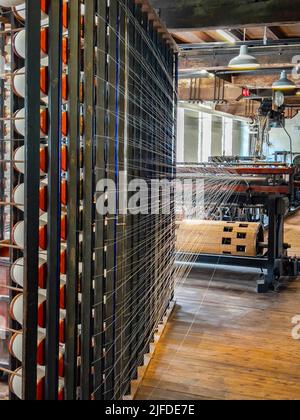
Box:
[176,83,300,292]
[176,161,300,293]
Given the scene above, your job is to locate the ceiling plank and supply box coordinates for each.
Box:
[228,29,245,41]
[178,78,244,101]
[194,31,216,42]
[267,26,285,40]
[151,0,300,30]
[173,31,207,43]
[215,101,260,118]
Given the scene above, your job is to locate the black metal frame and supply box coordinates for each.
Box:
[81,0,96,401]
[93,0,107,401]
[65,0,81,400]
[0,20,5,242]
[0,15,8,374]
[23,0,41,400]
[104,0,118,400]
[5,0,177,401]
[45,0,63,400]
[114,0,126,399]
[8,10,24,401]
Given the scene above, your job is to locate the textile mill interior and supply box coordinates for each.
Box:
[1,0,300,402]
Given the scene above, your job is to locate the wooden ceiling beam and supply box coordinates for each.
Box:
[194,31,216,42]
[215,101,260,118]
[151,0,300,30]
[172,30,214,43]
[179,46,299,70]
[231,73,299,89]
[178,78,244,102]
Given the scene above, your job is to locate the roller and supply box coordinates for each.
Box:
[176,220,265,257]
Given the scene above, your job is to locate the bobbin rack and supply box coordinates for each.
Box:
[0,0,178,400]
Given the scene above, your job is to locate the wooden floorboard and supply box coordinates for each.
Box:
[1,212,300,400]
[135,212,300,400]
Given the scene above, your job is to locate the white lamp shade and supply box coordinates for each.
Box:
[272,71,296,91]
[228,45,260,70]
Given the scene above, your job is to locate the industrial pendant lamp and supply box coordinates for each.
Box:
[228,45,260,70]
[272,71,296,91]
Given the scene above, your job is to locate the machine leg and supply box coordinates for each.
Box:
[257,276,273,293]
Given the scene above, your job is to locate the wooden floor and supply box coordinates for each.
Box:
[1,213,300,400]
[0,382,7,400]
[286,211,300,257]
[136,212,300,400]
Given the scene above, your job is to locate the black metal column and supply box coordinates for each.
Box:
[104,0,118,400]
[0,21,5,242]
[114,0,126,400]
[66,0,81,400]
[81,0,96,401]
[93,0,108,401]
[45,0,63,401]
[23,0,41,401]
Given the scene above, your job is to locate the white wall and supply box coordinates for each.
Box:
[177,108,185,162]
[177,104,300,163]
[178,106,250,163]
[267,113,300,162]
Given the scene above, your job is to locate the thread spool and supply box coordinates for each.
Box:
[12,2,49,24]
[9,330,65,370]
[9,367,64,400]
[0,1,24,6]
[12,219,47,250]
[13,145,48,175]
[9,330,45,366]
[9,293,46,327]
[13,28,48,60]
[14,107,48,138]
[60,245,67,275]
[10,257,47,289]
[12,67,48,99]
[9,292,67,330]
[12,182,48,213]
